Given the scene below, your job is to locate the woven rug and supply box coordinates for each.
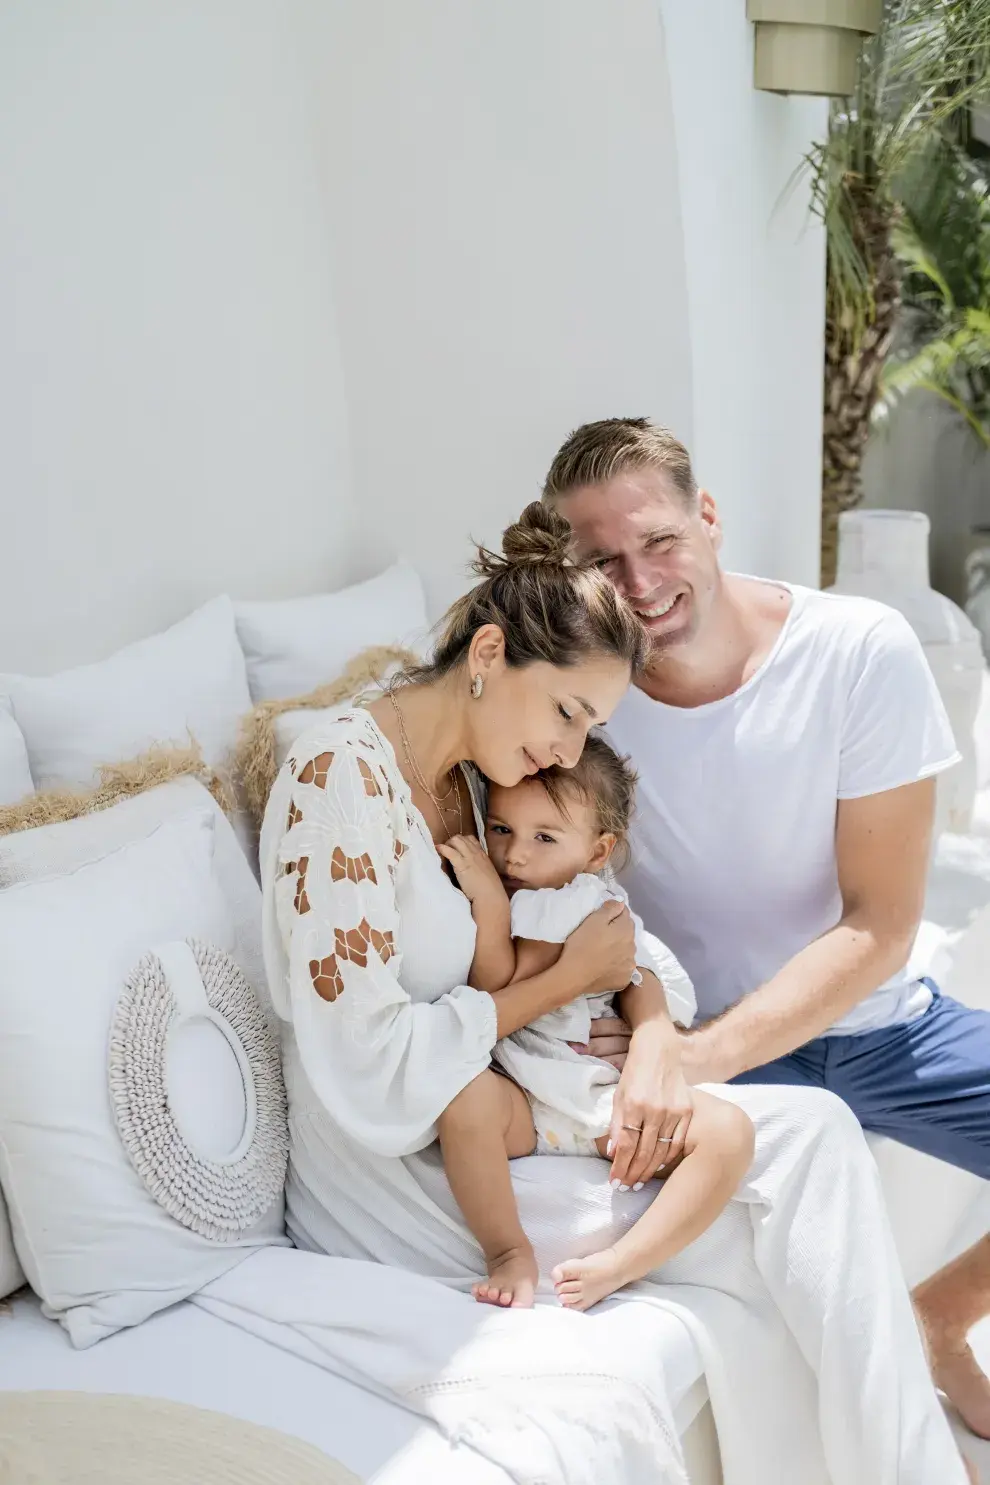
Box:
[0,1391,361,1483]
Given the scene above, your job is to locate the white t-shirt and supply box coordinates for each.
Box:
[607,581,960,1036]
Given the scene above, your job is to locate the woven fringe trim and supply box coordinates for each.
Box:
[0,742,233,838]
[235,644,419,832]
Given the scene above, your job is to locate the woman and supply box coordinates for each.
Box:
[260,504,970,1485]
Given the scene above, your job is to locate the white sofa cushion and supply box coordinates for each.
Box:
[0,697,32,807]
[0,1183,23,1302]
[235,562,429,702]
[0,807,287,1347]
[267,652,411,780]
[0,776,264,993]
[0,777,267,1306]
[0,597,252,796]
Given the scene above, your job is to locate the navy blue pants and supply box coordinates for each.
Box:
[733,983,990,1179]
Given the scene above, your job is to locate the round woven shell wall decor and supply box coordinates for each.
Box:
[109,939,288,1242]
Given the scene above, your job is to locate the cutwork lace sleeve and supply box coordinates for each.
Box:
[272,731,497,1157]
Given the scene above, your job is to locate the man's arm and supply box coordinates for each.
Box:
[679,776,935,1085]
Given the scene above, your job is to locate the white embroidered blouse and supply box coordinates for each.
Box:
[261,706,498,1160]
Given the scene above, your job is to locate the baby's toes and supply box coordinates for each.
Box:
[551,1261,580,1285]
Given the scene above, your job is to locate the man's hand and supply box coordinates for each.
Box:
[674,1027,733,1086]
[581,1015,633,1069]
[583,1015,737,1087]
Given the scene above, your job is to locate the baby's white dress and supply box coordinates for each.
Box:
[495,874,696,1155]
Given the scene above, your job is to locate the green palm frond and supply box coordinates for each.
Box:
[882,307,990,442]
[815,0,990,579]
[809,0,990,342]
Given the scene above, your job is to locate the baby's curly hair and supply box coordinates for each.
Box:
[539,732,637,864]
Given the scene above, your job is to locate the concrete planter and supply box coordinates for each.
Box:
[748,0,882,95]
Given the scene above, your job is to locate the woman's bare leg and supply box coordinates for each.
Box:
[437,1070,538,1308]
[551,1090,754,1310]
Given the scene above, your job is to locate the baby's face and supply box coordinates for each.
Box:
[485,778,607,893]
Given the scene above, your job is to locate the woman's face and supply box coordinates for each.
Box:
[464,631,632,788]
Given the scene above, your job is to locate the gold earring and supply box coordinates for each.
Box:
[471,674,484,699]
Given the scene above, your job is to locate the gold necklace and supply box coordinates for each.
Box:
[387,691,465,840]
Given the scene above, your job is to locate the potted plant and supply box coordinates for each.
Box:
[808,0,990,585]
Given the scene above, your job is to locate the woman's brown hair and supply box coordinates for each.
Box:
[400,502,647,684]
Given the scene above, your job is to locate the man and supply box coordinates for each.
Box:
[543,417,990,1438]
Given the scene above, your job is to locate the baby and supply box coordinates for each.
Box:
[437,734,755,1311]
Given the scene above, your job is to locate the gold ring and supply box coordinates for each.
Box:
[621,1124,644,1132]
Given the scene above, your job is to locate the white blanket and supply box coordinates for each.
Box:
[195,1084,968,1485]
[195,1248,688,1485]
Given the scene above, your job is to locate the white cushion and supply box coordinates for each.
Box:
[0,1185,23,1302]
[0,808,286,1347]
[0,695,29,1296]
[0,776,264,995]
[0,777,266,1307]
[268,652,411,779]
[0,596,252,794]
[235,561,429,702]
[0,697,32,807]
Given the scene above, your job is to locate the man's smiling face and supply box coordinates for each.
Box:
[559,467,723,653]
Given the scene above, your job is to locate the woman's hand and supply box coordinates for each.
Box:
[606,1023,694,1189]
[561,902,637,997]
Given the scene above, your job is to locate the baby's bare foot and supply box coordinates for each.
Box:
[473,1245,538,1309]
[551,1248,628,1311]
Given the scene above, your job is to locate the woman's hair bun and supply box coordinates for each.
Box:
[472,502,575,578]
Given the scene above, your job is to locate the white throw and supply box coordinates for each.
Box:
[195,1083,968,1485]
[195,1247,688,1485]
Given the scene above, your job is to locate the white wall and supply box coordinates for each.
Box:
[1,0,828,680]
[0,0,356,674]
[658,2,828,587]
[294,0,693,618]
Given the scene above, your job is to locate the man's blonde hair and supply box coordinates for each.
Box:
[542,417,697,507]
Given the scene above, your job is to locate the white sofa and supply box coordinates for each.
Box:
[0,591,986,1484]
[2,855,986,1485]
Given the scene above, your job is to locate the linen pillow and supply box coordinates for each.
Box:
[0,697,32,807]
[0,1186,23,1301]
[0,595,251,798]
[235,561,429,702]
[0,775,264,996]
[0,808,287,1347]
[236,644,417,832]
[0,693,31,1296]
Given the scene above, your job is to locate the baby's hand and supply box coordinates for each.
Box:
[438,835,507,909]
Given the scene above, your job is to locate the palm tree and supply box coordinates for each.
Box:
[809,0,990,584]
[880,144,990,445]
